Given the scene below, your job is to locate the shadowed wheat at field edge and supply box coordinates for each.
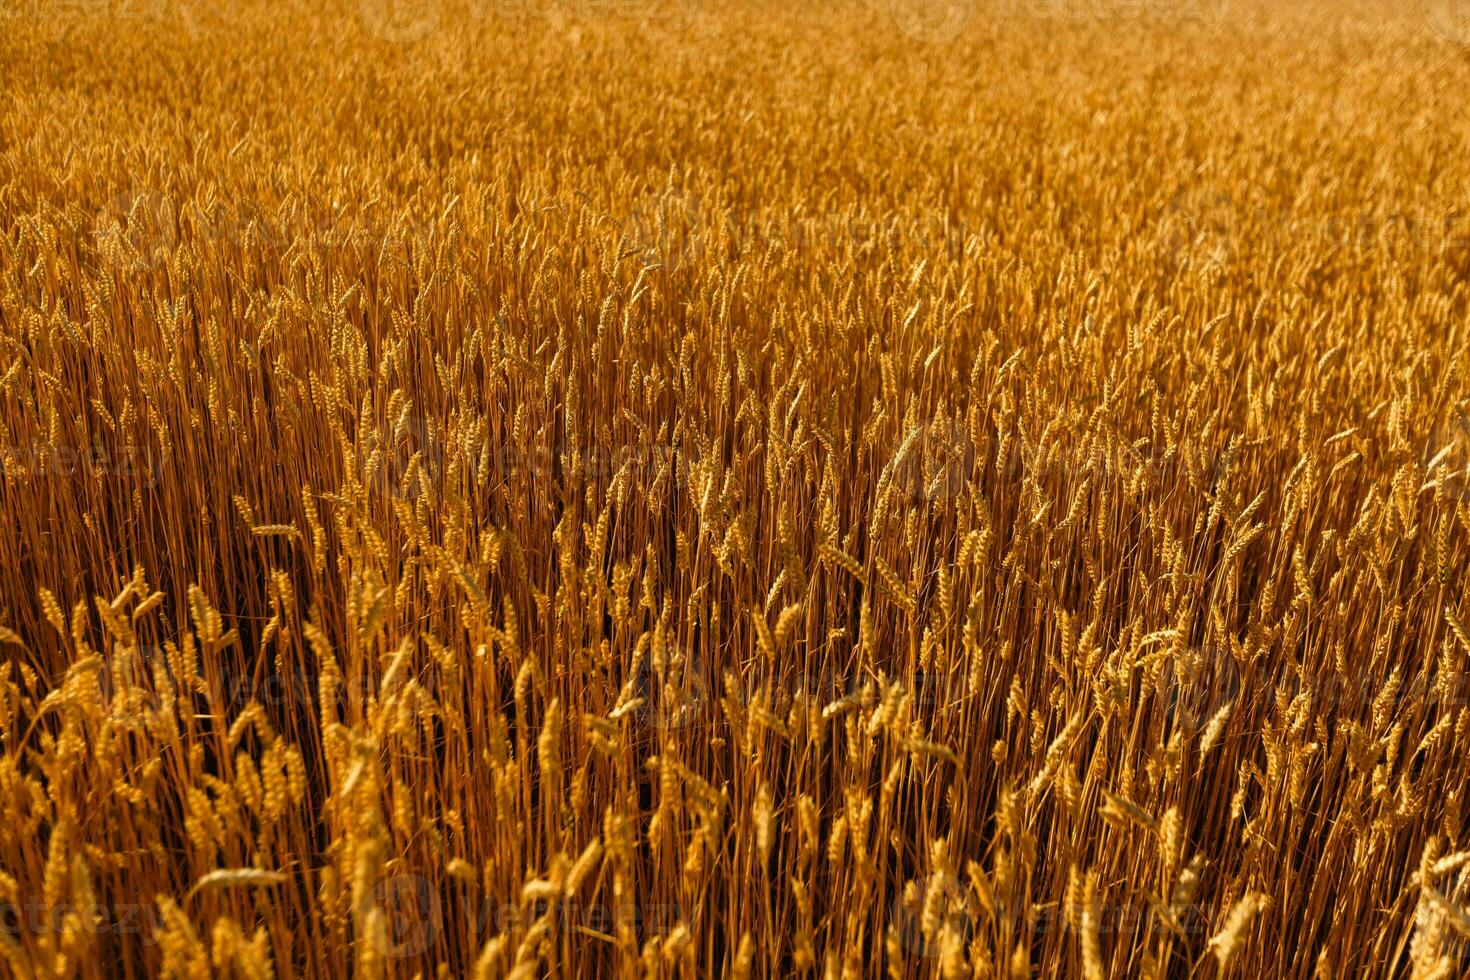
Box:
[1,0,1470,977]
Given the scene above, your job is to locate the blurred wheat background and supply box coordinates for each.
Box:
[1,0,1469,976]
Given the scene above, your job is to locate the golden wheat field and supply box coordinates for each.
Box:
[1,0,1470,976]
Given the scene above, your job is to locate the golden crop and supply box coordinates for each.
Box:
[1,0,1469,976]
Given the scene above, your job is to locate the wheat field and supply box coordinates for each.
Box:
[0,0,1468,976]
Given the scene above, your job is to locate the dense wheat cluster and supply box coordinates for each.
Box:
[1,0,1469,976]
